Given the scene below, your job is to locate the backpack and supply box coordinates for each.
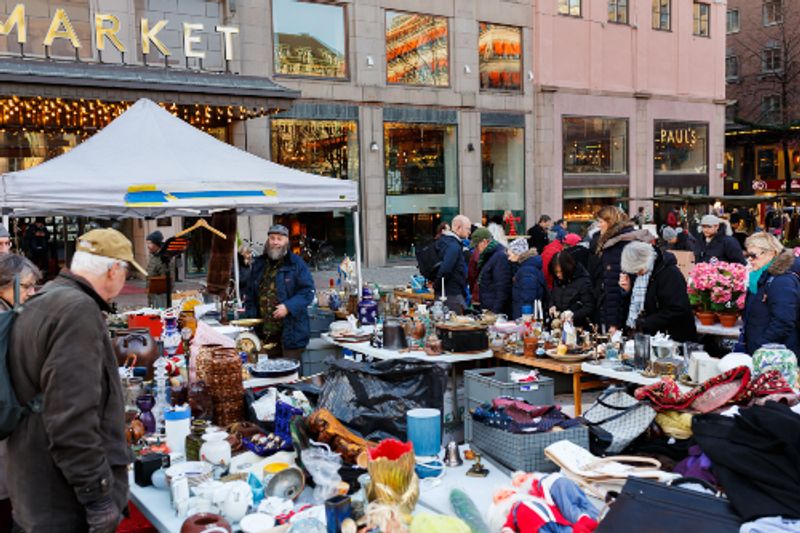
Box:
[416,240,442,282]
[0,278,43,440]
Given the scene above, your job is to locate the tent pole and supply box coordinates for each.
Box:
[353,209,363,299]
[233,232,241,306]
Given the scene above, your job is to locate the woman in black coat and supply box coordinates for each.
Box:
[594,206,653,330]
[549,251,595,327]
[619,242,697,342]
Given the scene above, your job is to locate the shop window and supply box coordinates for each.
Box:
[558,0,581,17]
[654,121,708,175]
[563,187,629,225]
[727,9,740,33]
[481,126,524,230]
[761,95,781,124]
[385,122,458,258]
[693,2,710,37]
[271,118,359,259]
[272,0,347,79]
[563,117,628,175]
[726,55,739,81]
[652,0,671,31]
[478,23,522,91]
[762,46,783,73]
[757,147,778,180]
[725,148,741,182]
[386,11,449,87]
[608,0,628,24]
[726,102,739,124]
[763,0,783,26]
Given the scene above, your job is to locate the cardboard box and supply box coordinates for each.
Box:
[672,250,695,279]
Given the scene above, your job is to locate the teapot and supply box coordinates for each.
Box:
[113,329,159,379]
[221,481,252,523]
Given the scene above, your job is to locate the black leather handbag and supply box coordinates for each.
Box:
[597,477,741,533]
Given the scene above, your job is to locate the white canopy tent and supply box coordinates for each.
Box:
[0,98,363,295]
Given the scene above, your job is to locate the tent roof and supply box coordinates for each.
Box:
[0,98,358,217]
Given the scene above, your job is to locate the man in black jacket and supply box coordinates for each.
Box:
[434,214,471,314]
[527,215,552,254]
[692,214,745,264]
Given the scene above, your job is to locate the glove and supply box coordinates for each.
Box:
[85,496,121,533]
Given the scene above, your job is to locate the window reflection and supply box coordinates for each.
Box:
[563,117,628,174]
[654,121,708,175]
[482,127,524,227]
[272,0,347,78]
[386,11,449,86]
[479,23,522,91]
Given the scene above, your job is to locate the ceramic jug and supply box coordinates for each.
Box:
[114,329,159,379]
[201,430,232,479]
[222,481,253,523]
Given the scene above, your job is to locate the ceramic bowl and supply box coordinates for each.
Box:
[264,466,305,500]
[239,513,276,533]
[166,461,214,488]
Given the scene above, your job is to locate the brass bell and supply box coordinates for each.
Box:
[443,440,463,467]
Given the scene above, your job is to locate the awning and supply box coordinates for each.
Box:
[0,57,299,111]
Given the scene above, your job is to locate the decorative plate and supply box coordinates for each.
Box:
[546,349,594,362]
[249,358,300,378]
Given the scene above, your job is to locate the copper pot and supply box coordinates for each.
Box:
[113,329,159,379]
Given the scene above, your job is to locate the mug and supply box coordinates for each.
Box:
[406,408,441,458]
[325,495,352,533]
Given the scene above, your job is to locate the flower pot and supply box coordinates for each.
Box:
[716,312,739,328]
[695,310,717,326]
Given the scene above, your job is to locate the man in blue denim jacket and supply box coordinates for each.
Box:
[244,225,314,360]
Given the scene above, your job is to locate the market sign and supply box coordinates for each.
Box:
[0,3,239,61]
[658,127,699,147]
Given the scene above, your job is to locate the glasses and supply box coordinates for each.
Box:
[745,251,764,260]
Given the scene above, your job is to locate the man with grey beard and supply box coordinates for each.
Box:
[244,225,314,360]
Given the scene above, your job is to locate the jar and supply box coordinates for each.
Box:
[185,419,209,461]
[164,406,192,455]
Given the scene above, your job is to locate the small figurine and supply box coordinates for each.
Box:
[466,453,490,478]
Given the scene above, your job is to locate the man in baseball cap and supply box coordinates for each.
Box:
[5,227,139,531]
[243,223,314,361]
[693,214,745,265]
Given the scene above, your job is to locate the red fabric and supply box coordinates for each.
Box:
[503,500,571,533]
[541,240,563,289]
[368,439,413,461]
[116,502,157,533]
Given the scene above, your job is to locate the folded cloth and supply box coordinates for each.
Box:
[472,400,581,434]
[740,517,800,533]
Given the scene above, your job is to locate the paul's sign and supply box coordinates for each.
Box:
[659,127,699,146]
[0,3,239,61]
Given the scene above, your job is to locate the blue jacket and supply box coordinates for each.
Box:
[739,249,800,355]
[434,232,467,299]
[511,254,548,319]
[692,232,746,265]
[478,243,512,314]
[244,252,315,349]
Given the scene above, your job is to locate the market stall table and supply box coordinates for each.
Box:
[580,361,693,393]
[695,318,741,339]
[392,288,435,304]
[494,352,607,416]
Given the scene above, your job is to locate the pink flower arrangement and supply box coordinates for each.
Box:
[687,261,747,312]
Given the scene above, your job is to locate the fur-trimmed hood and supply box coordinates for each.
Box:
[598,226,653,255]
[767,249,796,276]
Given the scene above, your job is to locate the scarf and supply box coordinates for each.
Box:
[626,272,651,329]
[748,260,773,294]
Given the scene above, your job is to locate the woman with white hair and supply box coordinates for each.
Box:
[619,241,697,341]
[737,232,800,355]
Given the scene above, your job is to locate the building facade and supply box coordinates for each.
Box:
[725,0,800,195]
[0,0,726,269]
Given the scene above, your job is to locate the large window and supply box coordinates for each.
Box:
[727,9,740,33]
[654,121,708,175]
[563,117,628,175]
[558,0,581,17]
[563,188,628,224]
[652,0,671,31]
[478,23,522,91]
[272,0,347,79]
[608,0,628,24]
[693,2,710,37]
[481,127,524,226]
[726,55,739,81]
[271,118,359,259]
[386,11,449,87]
[762,95,781,123]
[385,122,458,258]
[763,0,782,26]
[762,46,783,73]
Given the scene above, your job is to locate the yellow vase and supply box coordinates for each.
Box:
[366,439,420,516]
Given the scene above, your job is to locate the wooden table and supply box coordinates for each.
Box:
[494,352,607,416]
[393,288,435,303]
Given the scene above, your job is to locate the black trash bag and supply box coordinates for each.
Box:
[318,358,446,442]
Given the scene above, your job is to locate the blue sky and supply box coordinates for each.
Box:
[273,0,346,54]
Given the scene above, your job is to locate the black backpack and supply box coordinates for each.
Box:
[0,278,43,440]
[416,240,442,282]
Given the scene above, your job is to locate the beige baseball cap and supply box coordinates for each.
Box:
[76,228,147,276]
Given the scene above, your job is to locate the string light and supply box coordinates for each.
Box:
[0,95,279,134]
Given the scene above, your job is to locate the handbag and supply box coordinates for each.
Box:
[596,477,740,533]
[582,386,656,454]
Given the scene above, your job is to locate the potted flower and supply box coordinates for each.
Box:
[687,262,746,326]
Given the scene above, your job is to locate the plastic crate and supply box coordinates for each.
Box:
[308,308,335,337]
[469,415,589,474]
[464,367,554,440]
[301,338,337,377]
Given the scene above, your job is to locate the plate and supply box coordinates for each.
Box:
[545,349,594,362]
[230,318,264,328]
[249,358,300,378]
